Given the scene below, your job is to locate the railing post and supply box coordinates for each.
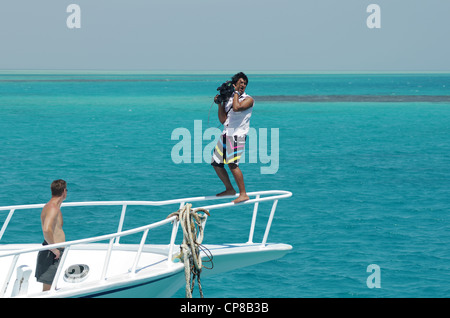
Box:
[50,245,71,292]
[101,238,115,280]
[198,214,208,240]
[131,229,150,275]
[247,195,260,244]
[115,204,127,244]
[167,218,179,264]
[0,254,19,297]
[261,200,278,247]
[0,209,15,241]
[167,202,184,264]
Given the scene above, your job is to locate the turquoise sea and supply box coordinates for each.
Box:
[0,72,449,298]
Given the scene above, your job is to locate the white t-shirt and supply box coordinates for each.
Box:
[223,92,253,136]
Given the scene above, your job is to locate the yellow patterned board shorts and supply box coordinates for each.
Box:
[211,134,246,167]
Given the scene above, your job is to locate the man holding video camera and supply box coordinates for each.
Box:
[211,72,254,204]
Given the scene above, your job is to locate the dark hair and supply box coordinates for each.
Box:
[51,179,67,197]
[231,72,248,85]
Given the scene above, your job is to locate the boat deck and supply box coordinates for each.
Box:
[0,190,293,297]
[0,243,183,297]
[0,242,291,297]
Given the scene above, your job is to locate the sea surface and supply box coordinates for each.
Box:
[0,72,449,298]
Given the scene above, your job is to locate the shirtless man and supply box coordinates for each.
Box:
[35,179,67,291]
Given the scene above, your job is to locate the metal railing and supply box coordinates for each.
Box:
[0,190,292,297]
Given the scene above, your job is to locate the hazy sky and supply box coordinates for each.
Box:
[1,0,449,72]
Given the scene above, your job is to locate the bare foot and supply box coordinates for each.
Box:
[232,194,249,204]
[216,189,236,197]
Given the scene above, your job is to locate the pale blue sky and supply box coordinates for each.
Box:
[0,0,449,71]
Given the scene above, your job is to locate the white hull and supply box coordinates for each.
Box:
[0,242,291,298]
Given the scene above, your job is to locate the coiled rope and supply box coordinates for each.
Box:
[167,203,212,298]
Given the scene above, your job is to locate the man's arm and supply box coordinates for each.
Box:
[232,93,254,112]
[215,95,227,124]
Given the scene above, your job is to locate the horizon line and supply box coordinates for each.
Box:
[1,69,450,75]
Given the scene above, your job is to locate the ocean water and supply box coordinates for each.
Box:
[0,72,449,298]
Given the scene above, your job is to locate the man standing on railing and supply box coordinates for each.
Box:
[212,72,254,204]
[35,179,67,291]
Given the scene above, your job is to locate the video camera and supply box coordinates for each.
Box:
[214,81,235,104]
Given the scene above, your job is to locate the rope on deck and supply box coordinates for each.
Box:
[167,203,212,298]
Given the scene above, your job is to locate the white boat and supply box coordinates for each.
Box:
[0,190,292,298]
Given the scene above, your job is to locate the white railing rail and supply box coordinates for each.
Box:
[0,190,292,297]
[0,215,178,297]
[0,190,292,244]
